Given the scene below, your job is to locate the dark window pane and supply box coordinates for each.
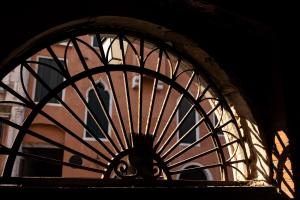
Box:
[179,165,207,180]
[178,97,197,143]
[93,36,99,47]
[34,58,64,103]
[20,148,63,177]
[92,36,107,47]
[86,83,110,139]
[59,39,68,44]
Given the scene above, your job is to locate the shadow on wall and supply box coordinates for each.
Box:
[272,130,295,199]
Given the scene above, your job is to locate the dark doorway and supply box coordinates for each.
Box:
[20,147,63,177]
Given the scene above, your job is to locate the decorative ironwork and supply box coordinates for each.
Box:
[0,31,252,186]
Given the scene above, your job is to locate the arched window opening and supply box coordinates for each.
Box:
[85,82,110,139]
[177,97,198,144]
[0,17,272,188]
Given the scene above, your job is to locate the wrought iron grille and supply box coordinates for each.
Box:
[0,31,251,186]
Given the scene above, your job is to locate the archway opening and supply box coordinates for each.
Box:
[0,16,270,187]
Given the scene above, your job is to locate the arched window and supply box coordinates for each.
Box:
[0,18,271,186]
[177,97,198,144]
[179,165,208,180]
[85,82,110,139]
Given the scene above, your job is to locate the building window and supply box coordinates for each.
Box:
[132,75,164,90]
[92,36,112,62]
[34,58,64,103]
[85,82,110,139]
[58,39,71,46]
[179,165,208,180]
[178,97,197,144]
[92,36,100,48]
[20,148,63,177]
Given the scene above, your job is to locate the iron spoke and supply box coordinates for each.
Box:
[106,72,129,149]
[152,58,181,139]
[145,48,163,135]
